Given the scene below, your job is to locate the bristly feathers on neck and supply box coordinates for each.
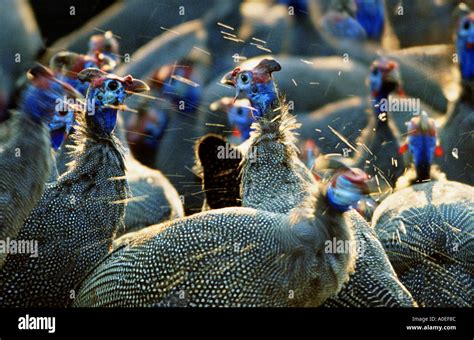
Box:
[239,96,312,214]
[65,107,126,174]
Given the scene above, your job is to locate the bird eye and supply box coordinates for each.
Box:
[107,80,119,91]
[240,73,249,84]
[97,94,103,100]
[237,108,243,116]
[372,68,379,76]
[464,20,471,30]
[58,111,68,116]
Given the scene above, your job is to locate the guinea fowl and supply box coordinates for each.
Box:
[73,166,372,307]
[435,12,474,185]
[51,35,185,232]
[212,59,415,307]
[0,68,149,307]
[373,112,473,307]
[87,31,120,64]
[50,50,116,96]
[0,65,79,269]
[216,58,409,188]
[195,59,317,212]
[299,57,409,187]
[218,59,316,214]
[308,0,450,114]
[209,97,254,144]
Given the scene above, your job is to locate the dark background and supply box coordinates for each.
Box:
[30,0,115,47]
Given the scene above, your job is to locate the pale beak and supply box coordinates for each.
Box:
[220,71,236,87]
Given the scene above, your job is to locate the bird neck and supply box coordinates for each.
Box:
[415,162,431,182]
[248,82,279,119]
[410,135,437,182]
[85,98,118,138]
[240,106,311,214]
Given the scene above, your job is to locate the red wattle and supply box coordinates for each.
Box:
[399,143,408,154]
[435,145,444,157]
[232,127,241,138]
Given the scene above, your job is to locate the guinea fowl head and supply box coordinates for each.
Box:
[221,59,281,119]
[368,58,402,99]
[210,97,254,141]
[399,111,443,182]
[321,0,367,41]
[151,60,203,114]
[22,64,83,150]
[88,31,120,64]
[456,13,474,80]
[354,0,384,40]
[50,51,116,95]
[78,68,149,136]
[326,167,371,213]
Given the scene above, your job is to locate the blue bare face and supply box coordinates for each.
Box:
[228,104,254,140]
[326,171,368,212]
[48,107,75,150]
[22,78,78,149]
[368,66,383,95]
[89,78,126,135]
[457,15,474,80]
[161,67,202,114]
[355,0,384,40]
[234,71,278,119]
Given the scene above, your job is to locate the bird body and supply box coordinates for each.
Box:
[114,116,184,234]
[0,69,149,307]
[373,180,473,306]
[0,113,51,269]
[374,112,474,307]
[72,60,386,308]
[198,59,415,307]
[0,65,81,269]
[52,35,185,231]
[73,159,377,307]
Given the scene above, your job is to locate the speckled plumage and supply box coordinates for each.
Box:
[0,111,128,307]
[240,101,316,214]
[0,112,52,269]
[56,114,183,235]
[373,180,474,306]
[73,182,357,307]
[198,59,414,307]
[0,70,143,307]
[323,210,415,307]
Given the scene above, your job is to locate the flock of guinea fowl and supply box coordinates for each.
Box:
[0,0,472,307]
